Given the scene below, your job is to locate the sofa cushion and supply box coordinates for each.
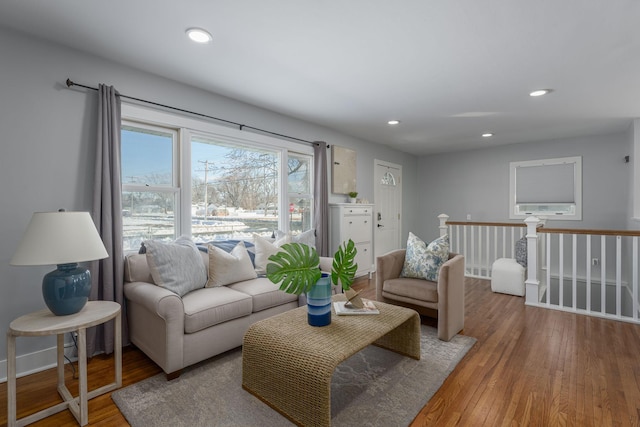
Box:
[144,236,207,297]
[197,239,256,266]
[383,277,438,303]
[206,241,257,287]
[253,233,290,275]
[401,232,449,282]
[275,228,316,248]
[228,277,298,312]
[181,286,253,334]
[124,253,154,283]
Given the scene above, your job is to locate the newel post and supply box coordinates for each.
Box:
[524,216,540,305]
[438,214,449,237]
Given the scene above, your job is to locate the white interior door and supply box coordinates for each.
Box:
[374,160,402,264]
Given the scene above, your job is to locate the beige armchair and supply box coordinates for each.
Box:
[376,250,465,341]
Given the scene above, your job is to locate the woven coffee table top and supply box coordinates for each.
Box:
[242,294,421,427]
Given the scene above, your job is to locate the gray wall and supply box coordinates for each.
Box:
[416,132,631,240]
[0,27,418,366]
[2,23,634,372]
[628,120,640,230]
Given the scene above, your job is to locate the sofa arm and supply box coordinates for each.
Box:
[375,249,406,301]
[436,253,465,341]
[124,281,184,320]
[124,281,186,375]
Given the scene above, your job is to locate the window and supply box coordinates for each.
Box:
[120,104,314,250]
[121,123,179,251]
[190,135,281,242]
[509,156,582,220]
[287,153,313,235]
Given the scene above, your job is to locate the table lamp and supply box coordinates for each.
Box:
[10,210,109,316]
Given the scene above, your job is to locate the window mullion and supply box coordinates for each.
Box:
[179,128,191,237]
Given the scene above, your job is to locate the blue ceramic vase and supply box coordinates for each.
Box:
[306,273,332,326]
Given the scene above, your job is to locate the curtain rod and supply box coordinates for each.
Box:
[65,78,319,146]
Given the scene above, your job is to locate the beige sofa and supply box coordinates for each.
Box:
[124,249,332,379]
[376,250,465,341]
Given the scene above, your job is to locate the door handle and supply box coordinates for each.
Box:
[377,224,384,228]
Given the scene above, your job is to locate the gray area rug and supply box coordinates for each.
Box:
[112,325,476,427]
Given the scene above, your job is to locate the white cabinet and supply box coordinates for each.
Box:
[329,204,374,277]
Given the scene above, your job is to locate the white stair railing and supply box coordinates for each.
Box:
[439,213,640,324]
[523,217,640,324]
[438,214,527,279]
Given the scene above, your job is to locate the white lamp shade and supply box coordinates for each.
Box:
[11,211,109,266]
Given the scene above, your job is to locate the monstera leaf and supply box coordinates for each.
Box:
[266,242,322,295]
[331,239,358,291]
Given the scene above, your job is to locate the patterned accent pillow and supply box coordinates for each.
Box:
[401,232,450,282]
[206,241,257,287]
[515,236,527,268]
[145,236,207,297]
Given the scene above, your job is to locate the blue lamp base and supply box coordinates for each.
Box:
[42,263,92,316]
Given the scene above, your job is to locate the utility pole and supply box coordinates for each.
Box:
[197,160,214,220]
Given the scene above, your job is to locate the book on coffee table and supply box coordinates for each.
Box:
[333,299,379,315]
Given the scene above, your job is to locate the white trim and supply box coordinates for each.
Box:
[509,156,582,220]
[0,344,77,383]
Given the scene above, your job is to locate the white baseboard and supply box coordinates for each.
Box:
[0,344,77,383]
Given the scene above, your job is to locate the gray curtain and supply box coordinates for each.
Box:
[313,141,329,256]
[87,84,126,355]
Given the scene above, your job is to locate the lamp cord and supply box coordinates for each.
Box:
[65,332,78,379]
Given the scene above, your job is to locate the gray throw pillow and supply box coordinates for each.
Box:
[145,236,207,297]
[515,236,527,268]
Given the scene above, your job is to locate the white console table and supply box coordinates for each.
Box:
[6,301,122,427]
[330,203,374,277]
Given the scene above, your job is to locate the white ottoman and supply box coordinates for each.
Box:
[491,258,525,296]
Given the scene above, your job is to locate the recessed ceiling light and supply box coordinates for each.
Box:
[186,28,213,44]
[482,133,494,138]
[388,120,401,125]
[529,89,552,97]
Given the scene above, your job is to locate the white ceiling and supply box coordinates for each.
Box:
[1,0,639,155]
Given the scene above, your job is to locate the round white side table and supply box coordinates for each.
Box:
[6,301,122,427]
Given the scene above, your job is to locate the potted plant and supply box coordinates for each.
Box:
[266,239,358,326]
[348,191,358,203]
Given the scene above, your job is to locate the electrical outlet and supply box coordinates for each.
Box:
[592,258,599,266]
[466,214,471,221]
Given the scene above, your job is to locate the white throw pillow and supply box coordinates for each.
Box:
[145,236,207,297]
[206,241,257,287]
[401,232,450,282]
[275,228,316,248]
[253,233,290,275]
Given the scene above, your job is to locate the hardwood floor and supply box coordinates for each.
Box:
[2,275,640,426]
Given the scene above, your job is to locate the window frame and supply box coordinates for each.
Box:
[121,103,314,246]
[509,156,582,221]
[121,121,180,250]
[286,151,314,235]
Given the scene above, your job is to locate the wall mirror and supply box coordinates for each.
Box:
[331,145,357,194]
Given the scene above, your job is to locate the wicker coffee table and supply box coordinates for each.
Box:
[242,294,421,427]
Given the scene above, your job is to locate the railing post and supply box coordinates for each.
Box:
[438,213,449,237]
[524,216,540,305]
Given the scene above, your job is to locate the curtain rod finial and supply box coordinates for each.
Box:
[66,78,73,87]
